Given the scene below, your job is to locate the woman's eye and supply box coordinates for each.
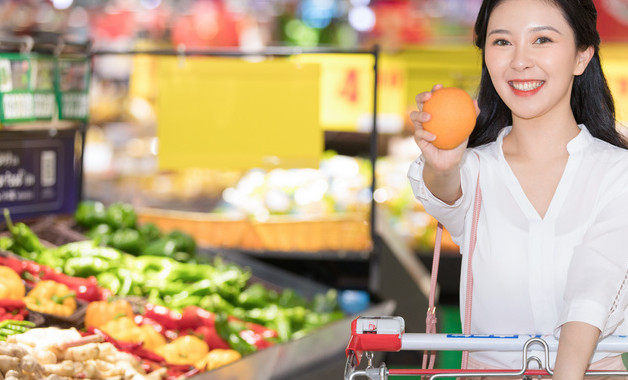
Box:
[535,36,553,44]
[492,39,510,46]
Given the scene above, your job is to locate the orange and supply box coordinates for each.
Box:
[422,87,476,150]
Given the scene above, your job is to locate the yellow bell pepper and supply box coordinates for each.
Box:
[85,299,134,329]
[140,324,166,352]
[195,348,242,371]
[99,317,167,352]
[0,266,25,300]
[100,317,145,343]
[24,280,76,317]
[155,335,209,365]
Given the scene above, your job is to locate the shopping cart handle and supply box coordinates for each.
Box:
[345,317,404,366]
[346,316,628,366]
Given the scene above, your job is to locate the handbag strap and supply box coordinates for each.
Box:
[461,167,482,369]
[423,154,482,371]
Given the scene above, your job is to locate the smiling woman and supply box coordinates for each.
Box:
[407,0,628,378]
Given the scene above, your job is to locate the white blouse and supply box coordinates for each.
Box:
[407,125,628,368]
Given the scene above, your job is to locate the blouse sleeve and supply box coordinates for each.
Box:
[406,150,479,248]
[556,185,628,338]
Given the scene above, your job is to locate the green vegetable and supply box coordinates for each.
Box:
[85,223,113,246]
[311,289,339,313]
[166,230,196,254]
[109,228,145,255]
[105,202,137,229]
[139,222,161,242]
[64,256,111,277]
[96,272,122,294]
[0,236,13,251]
[3,208,46,257]
[74,200,107,228]
[237,283,277,309]
[278,288,307,308]
[215,313,258,355]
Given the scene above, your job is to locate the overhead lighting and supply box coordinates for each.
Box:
[348,6,376,32]
[52,0,73,10]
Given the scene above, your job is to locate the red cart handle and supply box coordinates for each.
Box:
[345,317,404,366]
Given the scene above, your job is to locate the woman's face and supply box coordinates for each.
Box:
[484,0,592,123]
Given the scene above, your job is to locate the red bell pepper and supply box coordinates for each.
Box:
[192,325,230,350]
[144,303,183,331]
[134,315,165,335]
[179,306,215,330]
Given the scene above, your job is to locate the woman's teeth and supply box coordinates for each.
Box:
[510,81,544,91]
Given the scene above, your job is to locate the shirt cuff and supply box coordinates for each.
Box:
[407,155,464,208]
[554,299,608,338]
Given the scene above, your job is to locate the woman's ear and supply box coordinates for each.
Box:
[574,46,594,76]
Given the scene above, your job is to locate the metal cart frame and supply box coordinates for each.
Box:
[345,316,628,379]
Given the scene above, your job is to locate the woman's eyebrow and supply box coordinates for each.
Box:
[487,25,562,37]
[530,25,562,34]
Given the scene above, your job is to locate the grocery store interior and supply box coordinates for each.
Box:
[2,0,628,379]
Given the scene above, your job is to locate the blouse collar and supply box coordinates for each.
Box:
[495,124,593,155]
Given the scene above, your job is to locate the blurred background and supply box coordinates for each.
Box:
[2,0,628,375]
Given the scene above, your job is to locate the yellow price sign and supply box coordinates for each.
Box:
[156,56,322,171]
[293,54,407,133]
[601,44,628,124]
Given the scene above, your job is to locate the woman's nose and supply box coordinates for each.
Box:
[510,45,534,71]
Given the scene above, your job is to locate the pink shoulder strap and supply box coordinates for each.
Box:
[423,154,482,371]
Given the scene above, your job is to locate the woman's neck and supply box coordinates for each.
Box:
[503,115,580,160]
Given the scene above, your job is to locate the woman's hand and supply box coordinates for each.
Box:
[410,84,473,204]
[409,84,470,173]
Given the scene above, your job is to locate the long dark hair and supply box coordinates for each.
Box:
[468,0,627,149]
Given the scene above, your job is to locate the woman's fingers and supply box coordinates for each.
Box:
[409,110,436,142]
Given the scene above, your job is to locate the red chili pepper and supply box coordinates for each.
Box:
[144,303,182,330]
[88,327,166,363]
[0,257,25,275]
[41,272,106,302]
[227,316,278,339]
[192,325,230,350]
[239,329,274,350]
[0,299,26,309]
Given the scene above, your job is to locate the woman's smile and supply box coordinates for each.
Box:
[508,80,545,96]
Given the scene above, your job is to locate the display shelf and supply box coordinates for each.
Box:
[217,247,372,261]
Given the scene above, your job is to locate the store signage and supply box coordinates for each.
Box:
[155,56,322,171]
[0,128,81,221]
[600,44,628,124]
[292,54,407,133]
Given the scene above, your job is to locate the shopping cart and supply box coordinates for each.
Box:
[345,316,628,379]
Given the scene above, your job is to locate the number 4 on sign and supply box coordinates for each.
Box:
[340,69,358,103]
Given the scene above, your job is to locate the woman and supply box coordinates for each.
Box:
[407,0,628,378]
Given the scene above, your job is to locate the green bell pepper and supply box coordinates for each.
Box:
[74,200,107,228]
[166,230,196,254]
[105,202,137,229]
[109,228,145,255]
[138,222,161,242]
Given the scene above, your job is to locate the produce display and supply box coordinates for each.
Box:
[0,203,347,379]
